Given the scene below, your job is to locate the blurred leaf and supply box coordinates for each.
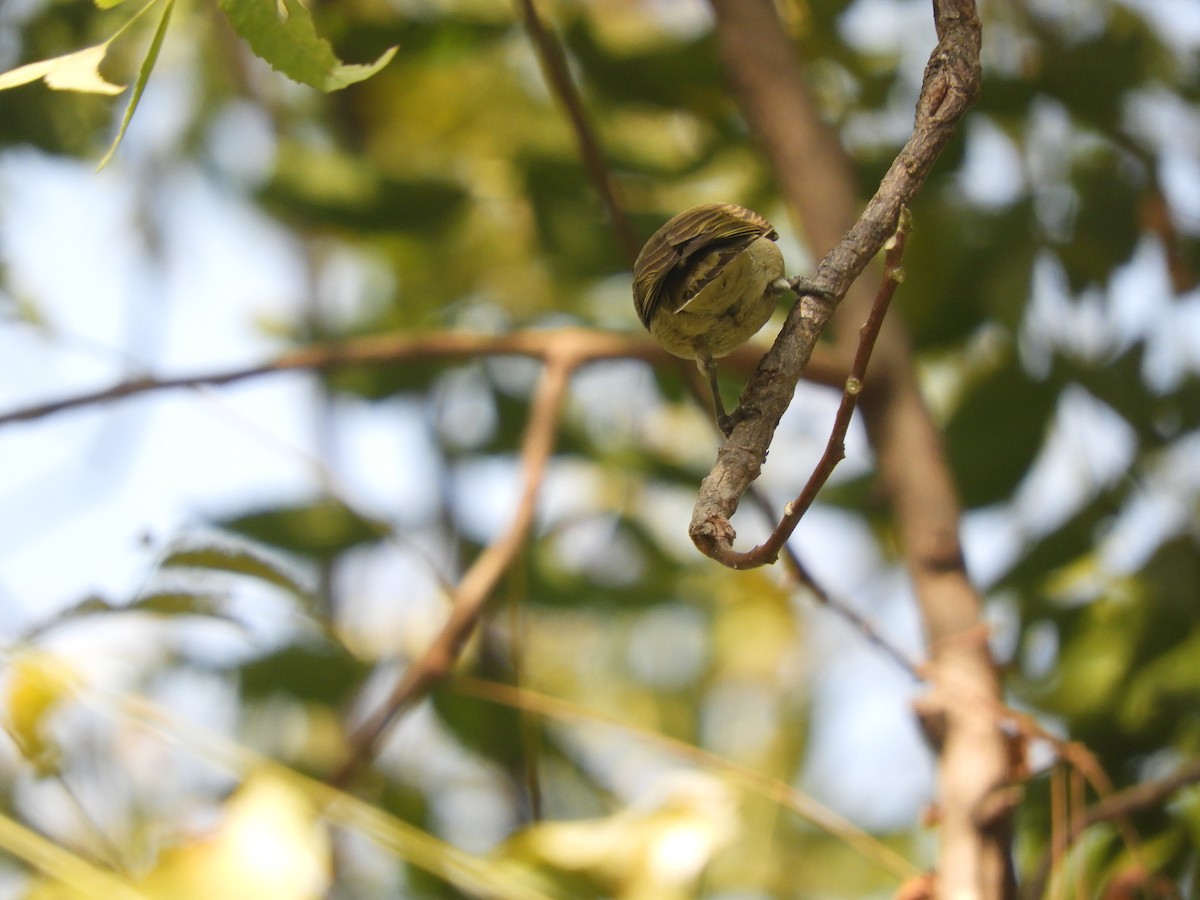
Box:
[216,0,396,91]
[494,773,736,900]
[218,497,391,562]
[563,19,722,112]
[529,516,682,610]
[1121,630,1200,733]
[1036,7,1160,131]
[521,154,626,282]
[138,771,331,899]
[237,642,369,706]
[131,590,228,618]
[260,141,467,234]
[22,590,230,642]
[1058,346,1200,446]
[1055,146,1141,291]
[3,651,80,773]
[902,196,1037,347]
[944,355,1059,507]
[1032,597,1141,720]
[161,541,314,606]
[431,680,526,769]
[1000,487,1123,602]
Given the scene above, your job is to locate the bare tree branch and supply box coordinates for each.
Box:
[691,0,982,558]
[706,209,911,569]
[330,352,574,787]
[0,329,654,427]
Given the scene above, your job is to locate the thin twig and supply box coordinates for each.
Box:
[0,329,657,428]
[1023,758,1200,900]
[782,544,924,680]
[513,0,639,264]
[452,676,922,884]
[708,209,912,570]
[329,353,574,787]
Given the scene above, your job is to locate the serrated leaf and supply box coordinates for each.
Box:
[217,0,396,91]
[97,0,174,170]
[0,43,125,95]
[161,541,313,604]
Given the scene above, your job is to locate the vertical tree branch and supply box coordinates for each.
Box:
[707,1,1015,898]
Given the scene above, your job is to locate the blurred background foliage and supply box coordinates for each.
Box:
[0,0,1198,897]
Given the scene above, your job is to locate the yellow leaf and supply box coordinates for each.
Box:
[138,771,330,900]
[4,651,81,770]
[0,43,125,95]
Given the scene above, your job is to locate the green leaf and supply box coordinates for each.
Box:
[1055,147,1141,291]
[217,497,392,562]
[944,354,1059,507]
[0,42,125,96]
[0,0,170,98]
[96,0,173,170]
[22,590,229,640]
[237,641,369,705]
[431,681,526,769]
[259,140,467,234]
[216,0,396,92]
[130,590,227,618]
[160,540,314,604]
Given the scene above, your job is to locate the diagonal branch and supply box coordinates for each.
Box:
[690,0,982,560]
[706,210,911,569]
[330,351,574,787]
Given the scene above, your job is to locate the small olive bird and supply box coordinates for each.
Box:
[632,202,792,434]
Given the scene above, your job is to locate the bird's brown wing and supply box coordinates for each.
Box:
[632,203,776,326]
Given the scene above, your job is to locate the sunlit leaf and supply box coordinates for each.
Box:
[216,0,396,91]
[0,43,124,95]
[96,0,174,170]
[138,771,331,900]
[3,651,80,772]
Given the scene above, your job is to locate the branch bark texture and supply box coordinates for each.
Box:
[705,1,1015,897]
